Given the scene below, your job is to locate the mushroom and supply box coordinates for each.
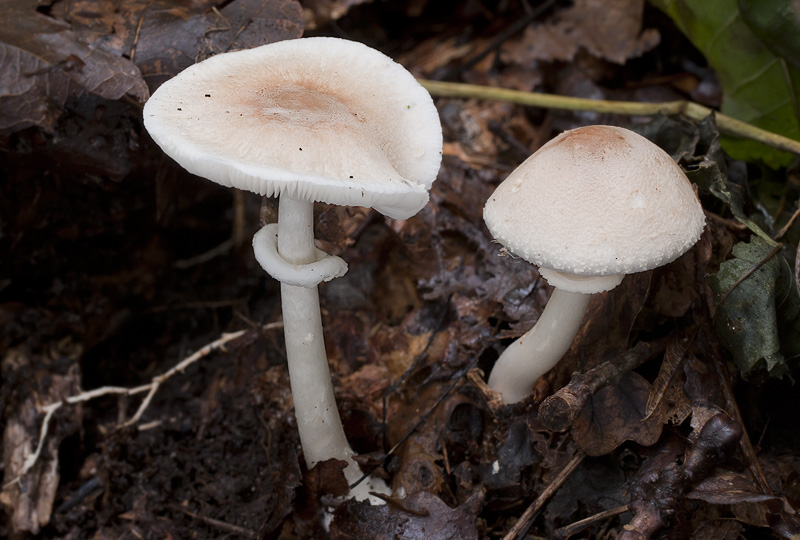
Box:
[483,125,705,404]
[143,37,443,500]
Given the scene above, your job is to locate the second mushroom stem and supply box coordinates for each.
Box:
[277,194,358,476]
[488,288,591,403]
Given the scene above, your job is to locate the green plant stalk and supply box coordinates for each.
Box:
[419,79,800,157]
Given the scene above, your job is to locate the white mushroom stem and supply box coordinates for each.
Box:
[487,288,591,404]
[274,195,356,468]
[258,194,388,503]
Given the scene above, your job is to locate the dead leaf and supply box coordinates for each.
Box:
[478,419,538,508]
[0,6,148,132]
[687,471,780,506]
[50,0,304,90]
[503,0,660,66]
[305,459,350,499]
[644,335,692,426]
[571,371,663,456]
[649,254,701,318]
[303,0,374,30]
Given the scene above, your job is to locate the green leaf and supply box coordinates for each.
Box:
[650,0,800,168]
[738,0,800,72]
[707,236,800,377]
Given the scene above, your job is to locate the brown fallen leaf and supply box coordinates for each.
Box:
[305,459,350,499]
[570,371,663,456]
[0,3,148,132]
[302,0,374,30]
[136,0,304,87]
[502,0,660,66]
[644,334,693,426]
[687,471,780,507]
[49,0,304,90]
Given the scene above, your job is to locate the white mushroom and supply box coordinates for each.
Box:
[143,37,443,501]
[484,125,705,404]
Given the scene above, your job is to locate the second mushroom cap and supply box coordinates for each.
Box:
[483,125,705,281]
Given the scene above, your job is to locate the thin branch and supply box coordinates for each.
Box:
[556,504,630,538]
[169,505,256,538]
[538,340,667,432]
[4,323,281,488]
[2,403,63,489]
[419,80,800,156]
[502,450,586,540]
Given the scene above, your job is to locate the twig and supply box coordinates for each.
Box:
[4,324,281,489]
[173,238,235,269]
[2,402,63,489]
[502,450,586,540]
[355,341,485,490]
[774,206,800,240]
[450,0,558,76]
[169,505,256,538]
[129,0,154,64]
[538,340,667,432]
[556,504,630,537]
[419,80,800,156]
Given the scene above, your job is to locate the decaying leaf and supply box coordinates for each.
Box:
[478,419,538,507]
[303,0,374,29]
[687,470,780,506]
[570,371,663,456]
[644,335,692,426]
[622,414,743,539]
[504,0,659,66]
[56,0,304,89]
[707,235,800,377]
[0,4,148,132]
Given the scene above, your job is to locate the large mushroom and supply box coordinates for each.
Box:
[143,37,443,500]
[484,125,705,404]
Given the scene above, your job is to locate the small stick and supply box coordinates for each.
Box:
[774,206,800,240]
[169,505,256,538]
[538,340,667,432]
[2,402,62,489]
[173,239,235,269]
[4,324,281,488]
[556,504,630,537]
[502,451,586,540]
[419,80,800,157]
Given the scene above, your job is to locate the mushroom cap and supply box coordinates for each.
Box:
[483,125,705,277]
[143,37,443,220]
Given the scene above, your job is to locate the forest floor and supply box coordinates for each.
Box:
[2,0,800,539]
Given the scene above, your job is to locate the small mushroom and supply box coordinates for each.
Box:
[483,125,705,404]
[143,37,443,500]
